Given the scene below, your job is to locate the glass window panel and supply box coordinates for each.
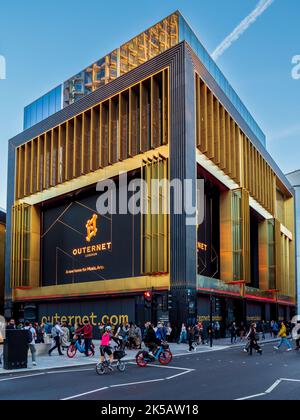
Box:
[36,98,43,123]
[42,94,49,119]
[49,90,56,115]
[30,102,37,127]
[55,86,62,112]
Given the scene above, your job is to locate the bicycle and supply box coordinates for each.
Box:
[136,342,173,367]
[67,335,95,358]
[96,346,127,375]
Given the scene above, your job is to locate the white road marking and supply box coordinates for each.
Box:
[62,387,109,401]
[236,393,266,401]
[166,370,193,380]
[236,378,300,401]
[265,379,282,394]
[128,362,194,371]
[110,379,165,388]
[47,368,94,374]
[280,378,300,383]
[0,373,46,382]
[61,363,194,400]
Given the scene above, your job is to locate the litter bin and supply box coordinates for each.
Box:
[3,330,28,370]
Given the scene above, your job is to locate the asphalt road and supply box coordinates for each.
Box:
[1,343,300,400]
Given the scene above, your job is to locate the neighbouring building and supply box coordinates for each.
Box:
[0,209,6,314]
[5,11,296,334]
[286,170,300,314]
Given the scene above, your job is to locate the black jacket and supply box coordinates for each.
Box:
[144,327,157,344]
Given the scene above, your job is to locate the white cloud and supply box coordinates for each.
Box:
[212,0,275,61]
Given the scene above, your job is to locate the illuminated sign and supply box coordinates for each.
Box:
[86,214,98,242]
[72,242,112,256]
[41,189,141,286]
[197,242,208,251]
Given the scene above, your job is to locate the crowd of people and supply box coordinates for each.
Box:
[1,317,300,366]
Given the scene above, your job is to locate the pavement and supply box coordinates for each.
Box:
[0,333,278,375]
[0,342,300,400]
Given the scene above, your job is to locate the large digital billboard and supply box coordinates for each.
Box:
[41,187,141,286]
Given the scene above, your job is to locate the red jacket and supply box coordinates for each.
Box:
[76,324,93,339]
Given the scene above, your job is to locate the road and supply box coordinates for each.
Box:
[0,343,300,400]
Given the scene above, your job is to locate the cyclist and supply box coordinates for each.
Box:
[144,322,161,357]
[100,326,114,368]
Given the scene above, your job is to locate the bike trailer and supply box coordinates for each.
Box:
[113,349,126,360]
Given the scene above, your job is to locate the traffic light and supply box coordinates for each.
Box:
[144,291,152,309]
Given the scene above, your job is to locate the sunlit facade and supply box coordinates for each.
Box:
[6,12,295,331]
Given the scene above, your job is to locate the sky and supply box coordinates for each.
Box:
[0,0,299,209]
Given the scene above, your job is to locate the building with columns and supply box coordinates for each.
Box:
[5,11,296,333]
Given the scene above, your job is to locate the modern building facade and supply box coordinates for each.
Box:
[5,11,296,333]
[0,209,6,314]
[286,170,300,314]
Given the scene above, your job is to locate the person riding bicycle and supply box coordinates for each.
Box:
[100,326,114,367]
[144,322,161,358]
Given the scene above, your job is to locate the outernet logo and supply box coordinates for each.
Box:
[0,315,5,342]
[0,55,6,80]
[86,214,98,242]
[292,55,300,80]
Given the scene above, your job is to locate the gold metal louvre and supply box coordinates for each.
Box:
[141,155,169,275]
[195,73,275,216]
[15,69,169,200]
[11,203,40,288]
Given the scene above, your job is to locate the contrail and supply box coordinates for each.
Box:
[211,0,275,61]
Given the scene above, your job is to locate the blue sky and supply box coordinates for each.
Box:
[0,0,299,209]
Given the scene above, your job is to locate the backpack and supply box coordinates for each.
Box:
[26,328,33,344]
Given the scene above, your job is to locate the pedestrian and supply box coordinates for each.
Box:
[230,322,238,344]
[134,324,142,349]
[206,323,214,346]
[214,321,221,339]
[35,322,45,344]
[99,322,105,339]
[193,323,200,344]
[76,319,94,356]
[24,321,37,366]
[178,323,187,344]
[61,322,71,350]
[6,319,16,330]
[48,322,64,356]
[248,323,262,356]
[274,321,293,352]
[128,323,136,349]
[239,322,246,341]
[166,322,172,343]
[271,320,279,338]
[187,325,195,352]
[197,321,205,345]
[156,322,167,342]
[115,323,129,350]
[260,320,267,340]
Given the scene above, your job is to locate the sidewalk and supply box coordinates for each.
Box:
[0,334,280,376]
